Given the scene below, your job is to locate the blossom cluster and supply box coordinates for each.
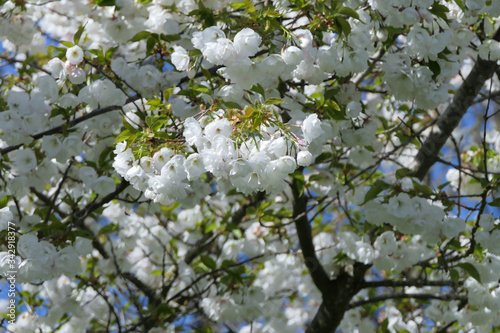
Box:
[114,111,331,204]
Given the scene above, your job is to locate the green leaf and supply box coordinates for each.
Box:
[74,23,86,45]
[395,168,411,180]
[309,174,324,182]
[337,7,360,21]
[456,263,481,283]
[146,36,157,55]
[97,223,118,236]
[145,116,155,128]
[264,97,284,105]
[232,229,243,239]
[324,88,339,100]
[363,180,391,204]
[324,100,346,120]
[205,222,218,233]
[265,10,281,17]
[192,84,211,95]
[429,2,450,20]
[59,41,74,48]
[201,66,212,80]
[229,1,248,9]
[222,101,242,109]
[98,146,114,168]
[315,152,333,163]
[335,16,351,37]
[480,177,490,188]
[200,255,217,270]
[246,206,256,215]
[250,84,266,98]
[95,0,116,6]
[163,87,175,102]
[115,129,136,143]
[105,46,119,60]
[428,60,441,80]
[130,31,151,42]
[160,34,181,42]
[437,181,451,191]
[398,104,411,112]
[453,0,466,11]
[445,239,467,252]
[488,198,500,207]
[0,195,10,209]
[412,180,434,196]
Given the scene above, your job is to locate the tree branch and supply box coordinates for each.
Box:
[411,27,500,180]
[291,177,331,294]
[361,279,461,289]
[0,99,137,156]
[348,292,467,309]
[306,263,370,333]
[290,177,371,333]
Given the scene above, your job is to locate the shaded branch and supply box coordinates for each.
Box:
[348,292,467,309]
[306,263,370,333]
[291,177,331,294]
[0,100,136,156]
[290,177,371,333]
[361,279,461,289]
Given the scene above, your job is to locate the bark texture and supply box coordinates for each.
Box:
[411,28,500,180]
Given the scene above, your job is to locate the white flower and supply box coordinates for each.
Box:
[478,39,500,61]
[441,217,465,238]
[221,240,244,260]
[204,38,238,66]
[184,153,205,180]
[35,75,59,101]
[13,148,37,173]
[234,28,262,57]
[297,151,313,166]
[63,135,83,156]
[171,46,190,71]
[79,166,98,187]
[113,142,135,177]
[68,68,86,84]
[7,90,30,116]
[66,45,84,65]
[57,93,81,108]
[92,176,116,196]
[55,247,81,276]
[479,214,496,232]
[47,57,67,79]
[140,156,155,174]
[192,26,225,51]
[74,237,93,256]
[153,147,173,170]
[281,46,305,66]
[17,234,41,259]
[204,118,233,141]
[269,156,296,175]
[183,117,205,148]
[161,154,187,182]
[293,29,314,49]
[302,114,324,143]
[0,207,13,231]
[374,231,397,256]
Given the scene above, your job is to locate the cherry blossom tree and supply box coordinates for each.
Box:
[1,0,500,332]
